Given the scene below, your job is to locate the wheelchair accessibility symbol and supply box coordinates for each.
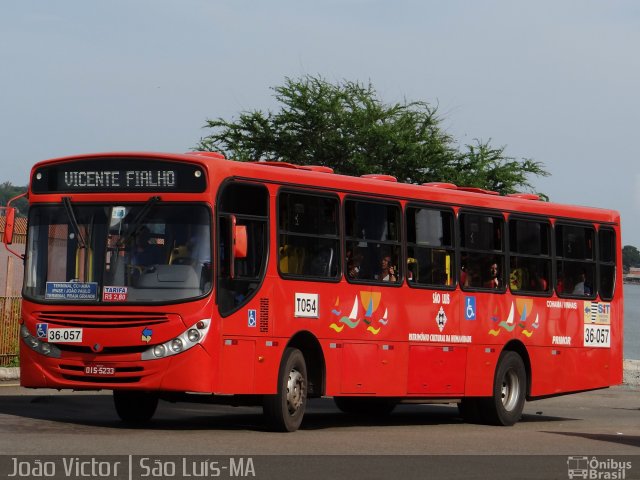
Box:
[465,297,476,321]
[248,309,257,328]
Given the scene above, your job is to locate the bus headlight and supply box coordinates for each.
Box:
[153,344,166,358]
[141,319,210,361]
[187,329,200,343]
[170,339,183,353]
[20,325,62,359]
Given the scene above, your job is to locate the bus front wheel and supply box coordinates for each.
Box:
[113,390,158,424]
[481,351,526,426]
[263,347,307,432]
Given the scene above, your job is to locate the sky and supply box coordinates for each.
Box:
[2,1,639,246]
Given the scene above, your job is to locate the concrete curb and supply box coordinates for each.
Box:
[0,367,19,381]
[623,359,640,387]
[2,360,640,385]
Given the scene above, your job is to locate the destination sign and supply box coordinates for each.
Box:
[45,282,98,300]
[32,158,207,193]
[62,170,176,188]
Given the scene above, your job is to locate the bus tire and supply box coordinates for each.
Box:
[263,347,307,432]
[113,390,158,424]
[334,397,397,416]
[481,351,526,426]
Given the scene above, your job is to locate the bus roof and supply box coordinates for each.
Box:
[30,151,620,225]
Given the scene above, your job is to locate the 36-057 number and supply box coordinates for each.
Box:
[47,328,83,343]
[583,325,610,348]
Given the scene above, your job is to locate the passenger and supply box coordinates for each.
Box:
[530,268,548,292]
[572,270,592,295]
[461,263,479,287]
[483,261,501,289]
[407,258,417,282]
[347,258,361,279]
[345,249,363,280]
[375,254,397,282]
[131,227,158,266]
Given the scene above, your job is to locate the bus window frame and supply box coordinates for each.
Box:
[23,201,215,306]
[215,179,270,317]
[507,214,553,297]
[404,202,456,291]
[343,195,403,287]
[458,208,507,294]
[276,187,341,283]
[596,225,616,301]
[554,220,597,300]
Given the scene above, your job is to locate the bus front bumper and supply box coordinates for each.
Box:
[19,342,215,393]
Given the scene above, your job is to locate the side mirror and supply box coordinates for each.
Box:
[228,215,248,279]
[3,207,16,245]
[2,192,27,259]
[233,225,247,259]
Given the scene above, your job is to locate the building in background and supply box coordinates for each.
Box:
[624,267,640,284]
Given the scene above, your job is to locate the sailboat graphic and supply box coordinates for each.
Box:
[332,296,361,330]
[331,297,341,316]
[347,296,359,322]
[379,308,389,325]
[494,302,516,333]
[330,292,389,333]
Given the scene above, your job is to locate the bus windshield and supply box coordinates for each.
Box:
[24,203,212,303]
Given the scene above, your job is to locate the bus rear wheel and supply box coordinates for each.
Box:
[263,347,307,432]
[480,350,526,426]
[113,390,158,424]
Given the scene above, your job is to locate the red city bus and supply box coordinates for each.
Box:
[3,151,622,431]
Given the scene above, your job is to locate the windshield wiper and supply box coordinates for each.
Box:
[116,196,161,248]
[62,197,86,249]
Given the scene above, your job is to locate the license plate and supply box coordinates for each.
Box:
[84,365,115,376]
[583,324,610,348]
[47,328,83,343]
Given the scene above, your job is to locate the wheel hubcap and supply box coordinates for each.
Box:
[286,368,305,415]
[501,369,520,411]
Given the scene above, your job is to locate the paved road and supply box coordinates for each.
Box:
[0,381,638,457]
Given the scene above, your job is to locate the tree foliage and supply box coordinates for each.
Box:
[197,75,549,195]
[622,245,640,270]
[0,182,28,217]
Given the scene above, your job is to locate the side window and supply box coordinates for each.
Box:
[217,182,269,316]
[406,206,454,288]
[555,223,596,298]
[344,199,401,284]
[508,218,551,294]
[278,191,340,279]
[598,227,616,300]
[459,211,505,291]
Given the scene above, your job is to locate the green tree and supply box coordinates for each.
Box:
[446,140,550,199]
[622,245,640,271]
[0,182,28,217]
[197,75,549,194]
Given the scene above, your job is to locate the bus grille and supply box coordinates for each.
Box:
[55,344,149,354]
[60,374,142,384]
[260,298,269,333]
[59,364,144,384]
[34,312,170,329]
